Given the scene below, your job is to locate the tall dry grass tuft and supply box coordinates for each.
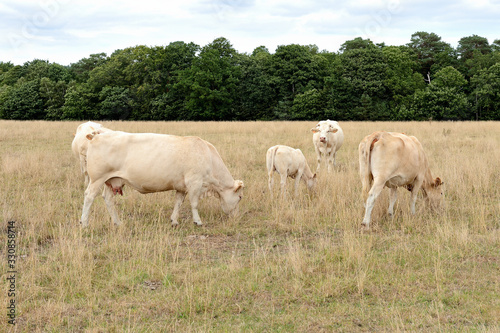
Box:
[0,120,498,331]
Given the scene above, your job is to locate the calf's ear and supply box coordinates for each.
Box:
[433,177,443,187]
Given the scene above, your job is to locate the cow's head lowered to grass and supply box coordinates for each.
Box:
[219,180,244,216]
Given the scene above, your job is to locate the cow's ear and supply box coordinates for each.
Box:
[330,128,338,133]
[234,180,244,192]
[434,177,443,187]
[311,128,319,133]
[86,134,94,140]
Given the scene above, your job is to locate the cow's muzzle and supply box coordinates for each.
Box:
[319,137,327,143]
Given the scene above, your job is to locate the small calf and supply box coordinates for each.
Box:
[266,145,316,196]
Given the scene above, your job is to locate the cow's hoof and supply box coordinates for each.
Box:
[194,221,203,226]
[171,220,179,227]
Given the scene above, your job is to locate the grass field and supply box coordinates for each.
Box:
[1,120,499,332]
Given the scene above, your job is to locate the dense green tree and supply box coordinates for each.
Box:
[407,32,454,78]
[70,53,107,83]
[401,85,470,120]
[382,46,425,108]
[0,85,13,118]
[176,37,241,120]
[40,77,68,120]
[400,65,470,120]
[492,39,500,52]
[1,80,44,119]
[327,45,389,120]
[471,62,500,120]
[432,66,467,89]
[457,35,491,62]
[0,62,15,85]
[98,86,132,120]
[235,48,275,120]
[62,83,99,120]
[0,35,499,121]
[20,59,72,83]
[290,88,327,119]
[0,65,23,86]
[339,37,376,52]
[269,44,329,118]
[144,42,199,119]
[271,44,327,97]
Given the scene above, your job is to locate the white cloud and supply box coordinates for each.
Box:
[0,0,498,65]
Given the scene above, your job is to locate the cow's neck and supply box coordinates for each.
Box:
[421,167,435,194]
[302,163,314,181]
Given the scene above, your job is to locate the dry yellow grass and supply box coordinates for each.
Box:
[1,120,499,332]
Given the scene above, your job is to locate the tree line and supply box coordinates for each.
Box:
[1,32,499,121]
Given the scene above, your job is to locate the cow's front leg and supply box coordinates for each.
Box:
[409,179,423,214]
[170,191,186,226]
[327,152,335,173]
[294,172,302,197]
[188,190,203,226]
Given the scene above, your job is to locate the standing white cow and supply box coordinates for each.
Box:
[359,131,444,230]
[80,131,244,227]
[71,121,112,185]
[266,145,316,196]
[311,120,344,172]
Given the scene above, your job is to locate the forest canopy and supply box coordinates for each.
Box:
[1,32,499,121]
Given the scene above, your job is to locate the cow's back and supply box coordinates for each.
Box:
[86,133,222,193]
[368,132,427,187]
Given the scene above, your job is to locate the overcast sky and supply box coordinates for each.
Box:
[1,0,499,66]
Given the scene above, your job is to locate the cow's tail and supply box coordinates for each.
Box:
[266,145,279,176]
[359,132,381,199]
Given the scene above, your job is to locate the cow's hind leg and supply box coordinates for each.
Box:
[170,191,186,226]
[280,172,288,198]
[268,170,274,194]
[387,187,397,217]
[362,178,385,230]
[81,181,104,227]
[102,185,122,226]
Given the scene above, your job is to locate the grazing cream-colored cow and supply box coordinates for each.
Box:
[311,120,344,172]
[71,121,112,185]
[359,131,444,230]
[266,145,316,196]
[80,131,244,227]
